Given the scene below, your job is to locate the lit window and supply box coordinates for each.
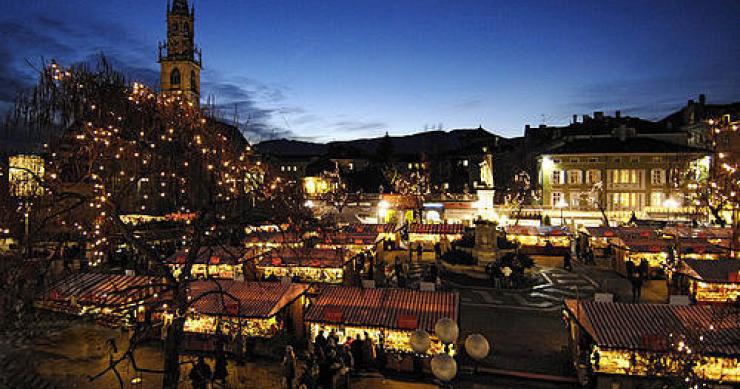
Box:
[651,169,665,185]
[570,158,579,163]
[281,166,285,172]
[651,192,665,207]
[567,170,582,185]
[551,170,562,184]
[586,170,601,184]
[348,163,354,170]
[588,157,598,163]
[462,160,469,167]
[552,192,562,205]
[408,163,413,170]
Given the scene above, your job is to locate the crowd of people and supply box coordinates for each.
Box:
[281,330,383,389]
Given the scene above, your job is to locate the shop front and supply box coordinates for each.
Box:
[157,280,309,355]
[164,246,251,280]
[671,259,740,304]
[563,300,740,388]
[305,286,459,372]
[505,225,572,255]
[254,247,353,284]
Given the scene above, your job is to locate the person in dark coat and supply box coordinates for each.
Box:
[416,243,423,261]
[189,356,211,389]
[282,346,297,389]
[213,352,228,385]
[351,333,364,369]
[563,251,573,271]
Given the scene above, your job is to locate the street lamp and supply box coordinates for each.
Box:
[464,333,490,373]
[663,197,680,223]
[556,199,568,226]
[431,353,457,388]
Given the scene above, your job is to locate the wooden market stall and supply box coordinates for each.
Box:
[164,246,253,280]
[676,238,731,261]
[663,226,733,250]
[581,227,660,258]
[613,237,673,277]
[563,300,740,387]
[243,230,302,251]
[305,286,459,372]
[253,247,354,284]
[505,225,572,255]
[36,273,161,328]
[314,232,378,254]
[157,280,309,354]
[671,259,740,304]
[408,223,464,249]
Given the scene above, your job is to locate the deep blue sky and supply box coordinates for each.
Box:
[0,0,738,142]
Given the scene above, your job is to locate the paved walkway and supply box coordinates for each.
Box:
[451,265,597,312]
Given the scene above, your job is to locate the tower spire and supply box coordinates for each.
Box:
[160,0,200,107]
[171,0,190,14]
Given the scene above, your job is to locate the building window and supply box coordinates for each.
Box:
[652,156,662,163]
[588,157,598,163]
[170,68,181,85]
[630,157,639,164]
[612,193,638,209]
[552,192,563,206]
[650,192,665,207]
[570,158,579,163]
[612,169,638,184]
[567,170,582,185]
[348,163,354,170]
[408,163,413,170]
[552,158,562,163]
[191,70,198,93]
[613,158,621,163]
[551,170,562,184]
[280,166,285,172]
[462,160,469,167]
[586,170,601,184]
[651,169,665,185]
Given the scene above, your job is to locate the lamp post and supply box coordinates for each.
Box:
[663,197,679,224]
[556,199,568,227]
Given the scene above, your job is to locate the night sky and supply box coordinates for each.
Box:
[0,0,738,142]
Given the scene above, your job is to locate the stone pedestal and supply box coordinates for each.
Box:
[473,220,499,264]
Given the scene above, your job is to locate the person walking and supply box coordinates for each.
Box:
[351,333,364,369]
[416,243,423,261]
[189,356,211,389]
[213,351,228,386]
[563,251,573,271]
[282,346,297,389]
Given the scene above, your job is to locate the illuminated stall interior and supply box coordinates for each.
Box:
[159,280,309,339]
[315,232,378,254]
[165,246,251,279]
[614,237,672,276]
[673,259,740,304]
[254,247,353,284]
[9,154,45,197]
[408,223,464,248]
[243,230,303,251]
[583,227,659,257]
[563,300,739,386]
[36,273,161,328]
[305,286,459,357]
[505,225,571,252]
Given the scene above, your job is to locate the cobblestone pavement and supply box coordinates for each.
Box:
[450,265,598,312]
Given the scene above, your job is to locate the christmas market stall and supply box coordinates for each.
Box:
[253,247,354,284]
[164,246,252,280]
[563,300,740,387]
[243,228,303,251]
[663,226,733,250]
[157,280,309,355]
[314,231,378,254]
[408,223,464,249]
[505,225,571,255]
[670,259,740,304]
[36,273,162,327]
[613,237,674,277]
[675,238,730,261]
[305,286,459,372]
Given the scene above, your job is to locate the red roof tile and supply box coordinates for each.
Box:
[305,286,459,332]
[565,300,740,356]
[187,280,309,318]
[256,247,352,268]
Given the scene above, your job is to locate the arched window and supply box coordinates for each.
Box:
[190,70,198,93]
[183,23,190,34]
[170,68,181,85]
[171,22,178,32]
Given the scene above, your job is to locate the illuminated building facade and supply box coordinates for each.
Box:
[538,136,708,214]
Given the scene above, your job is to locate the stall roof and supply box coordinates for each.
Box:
[319,233,378,246]
[342,223,396,234]
[618,237,672,252]
[244,231,302,244]
[565,300,740,356]
[257,247,352,268]
[408,223,464,235]
[186,280,309,318]
[681,259,740,283]
[677,238,731,255]
[663,226,733,240]
[506,225,570,236]
[585,227,660,239]
[45,273,160,307]
[164,246,251,265]
[305,286,459,333]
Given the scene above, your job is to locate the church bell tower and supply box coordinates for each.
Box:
[159,0,201,107]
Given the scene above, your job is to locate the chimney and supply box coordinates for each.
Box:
[615,110,621,119]
[699,94,706,105]
[572,114,578,124]
[594,111,604,120]
[525,124,530,131]
[539,124,547,129]
[688,99,694,107]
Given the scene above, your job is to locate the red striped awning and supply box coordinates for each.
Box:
[305,286,459,333]
[409,223,464,235]
[185,280,309,318]
[565,300,740,356]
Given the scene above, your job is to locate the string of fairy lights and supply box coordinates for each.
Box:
[38,62,265,266]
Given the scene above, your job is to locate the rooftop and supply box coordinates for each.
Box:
[544,136,708,155]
